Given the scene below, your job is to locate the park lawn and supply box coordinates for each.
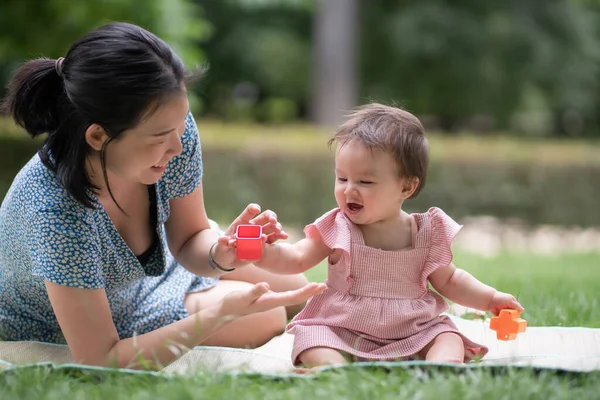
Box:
[2,117,600,166]
[1,251,598,399]
[305,251,600,328]
[195,120,600,167]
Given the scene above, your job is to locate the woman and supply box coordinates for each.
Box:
[0,22,323,370]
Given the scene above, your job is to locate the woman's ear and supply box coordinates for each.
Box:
[401,177,420,199]
[84,123,109,151]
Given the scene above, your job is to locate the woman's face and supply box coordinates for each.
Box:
[102,93,190,186]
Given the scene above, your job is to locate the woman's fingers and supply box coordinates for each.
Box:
[229,204,262,229]
[221,282,326,318]
[252,282,327,310]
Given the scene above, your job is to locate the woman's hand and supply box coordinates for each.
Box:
[488,291,524,316]
[218,281,327,319]
[212,203,288,269]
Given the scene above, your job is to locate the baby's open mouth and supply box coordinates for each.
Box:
[347,202,363,212]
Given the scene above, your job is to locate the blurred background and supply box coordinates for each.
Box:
[1,0,599,258]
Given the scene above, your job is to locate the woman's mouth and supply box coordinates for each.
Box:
[151,162,168,172]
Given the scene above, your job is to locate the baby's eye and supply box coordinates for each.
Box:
[337,177,347,182]
[360,181,374,185]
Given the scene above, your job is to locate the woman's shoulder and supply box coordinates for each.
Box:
[4,154,90,216]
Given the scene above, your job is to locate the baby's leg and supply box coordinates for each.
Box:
[419,332,465,364]
[295,347,348,374]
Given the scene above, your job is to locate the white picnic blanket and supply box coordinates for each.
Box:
[1,311,599,374]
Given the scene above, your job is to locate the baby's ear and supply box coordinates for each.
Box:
[401,176,419,199]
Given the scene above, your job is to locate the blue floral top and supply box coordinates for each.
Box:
[0,112,217,343]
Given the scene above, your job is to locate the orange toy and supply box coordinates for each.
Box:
[490,309,527,341]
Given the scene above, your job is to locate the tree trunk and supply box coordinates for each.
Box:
[310,0,358,127]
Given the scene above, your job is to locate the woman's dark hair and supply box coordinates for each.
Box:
[1,22,202,209]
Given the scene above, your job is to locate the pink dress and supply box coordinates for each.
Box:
[286,207,488,365]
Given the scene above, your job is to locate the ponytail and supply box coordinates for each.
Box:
[1,58,66,138]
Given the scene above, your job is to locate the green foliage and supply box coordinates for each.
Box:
[0,0,211,107]
[3,0,600,134]
[0,0,210,62]
[259,97,299,124]
[194,0,600,135]
[201,153,600,228]
[360,0,600,133]
[196,0,312,121]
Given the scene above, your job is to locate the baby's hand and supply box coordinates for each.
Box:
[224,204,288,245]
[214,204,288,268]
[488,291,524,316]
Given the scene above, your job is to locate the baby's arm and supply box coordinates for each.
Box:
[254,236,332,275]
[429,263,524,315]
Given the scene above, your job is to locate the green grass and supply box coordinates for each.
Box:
[190,120,600,166]
[2,116,600,166]
[1,251,598,399]
[1,364,599,400]
[305,251,600,328]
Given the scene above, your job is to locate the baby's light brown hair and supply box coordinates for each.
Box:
[328,103,429,199]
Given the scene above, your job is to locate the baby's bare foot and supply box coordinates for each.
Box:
[294,365,328,375]
[431,357,463,364]
[294,367,313,375]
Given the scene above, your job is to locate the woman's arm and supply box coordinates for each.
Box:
[46,279,325,369]
[165,183,284,276]
[46,281,225,368]
[163,183,222,277]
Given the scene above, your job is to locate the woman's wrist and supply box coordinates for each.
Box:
[208,242,235,273]
[214,295,244,322]
[192,301,237,342]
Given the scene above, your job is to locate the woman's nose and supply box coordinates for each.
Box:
[168,130,183,156]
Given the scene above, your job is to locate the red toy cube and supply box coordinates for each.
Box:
[235,225,263,260]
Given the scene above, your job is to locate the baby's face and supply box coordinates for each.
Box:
[333,140,407,225]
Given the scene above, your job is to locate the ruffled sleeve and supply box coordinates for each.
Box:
[422,207,462,285]
[304,208,351,252]
[304,208,354,289]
